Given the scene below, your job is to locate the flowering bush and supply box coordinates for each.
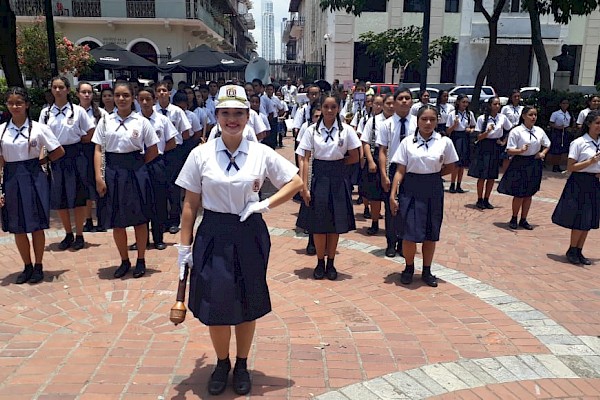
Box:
[17,18,95,86]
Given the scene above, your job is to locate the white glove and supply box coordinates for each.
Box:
[175,244,193,280]
[239,199,270,222]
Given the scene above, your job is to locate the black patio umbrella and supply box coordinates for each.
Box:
[158,44,247,73]
[90,43,157,69]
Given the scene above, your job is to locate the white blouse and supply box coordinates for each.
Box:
[39,103,95,145]
[568,133,600,173]
[92,112,159,153]
[506,124,551,157]
[298,120,361,161]
[391,131,458,174]
[0,120,61,162]
[475,113,513,139]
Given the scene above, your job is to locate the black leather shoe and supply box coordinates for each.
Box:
[154,242,167,251]
[95,225,106,232]
[363,206,371,219]
[421,273,438,287]
[15,264,33,284]
[385,244,396,258]
[356,196,363,205]
[208,358,231,396]
[58,234,74,250]
[483,199,495,209]
[232,366,251,395]
[325,264,338,281]
[128,243,138,251]
[509,217,518,230]
[396,242,403,257]
[456,186,466,194]
[366,226,379,235]
[29,264,44,284]
[578,249,592,265]
[83,219,94,232]
[448,183,456,193]
[133,260,146,278]
[400,269,413,285]
[476,200,485,209]
[168,226,180,234]
[313,262,325,280]
[72,236,85,251]
[566,248,581,265]
[114,260,131,278]
[519,219,533,230]
[306,243,316,256]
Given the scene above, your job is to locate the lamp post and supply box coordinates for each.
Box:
[44,0,59,77]
[419,0,431,92]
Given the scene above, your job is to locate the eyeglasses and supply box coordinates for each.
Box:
[6,102,26,108]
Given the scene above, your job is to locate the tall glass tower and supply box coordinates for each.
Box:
[261,0,275,60]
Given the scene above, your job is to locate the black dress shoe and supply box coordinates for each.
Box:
[29,264,44,284]
[421,273,438,287]
[128,243,138,251]
[72,235,85,251]
[578,249,592,265]
[396,242,403,257]
[366,226,379,235]
[168,226,180,234]
[448,183,456,193]
[114,260,131,278]
[83,219,94,232]
[313,261,325,280]
[456,186,466,194]
[400,269,413,285]
[15,264,33,284]
[95,225,107,232]
[208,358,231,396]
[519,219,533,230]
[356,196,363,205]
[509,217,518,230]
[325,263,337,281]
[566,247,581,265]
[385,245,396,258]
[232,366,251,395]
[154,242,167,250]
[476,200,485,209]
[58,234,74,250]
[132,260,146,278]
[306,242,316,256]
[363,206,371,219]
[483,199,495,209]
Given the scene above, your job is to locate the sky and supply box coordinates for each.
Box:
[250,0,289,60]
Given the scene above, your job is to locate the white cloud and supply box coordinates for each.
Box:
[249,0,290,60]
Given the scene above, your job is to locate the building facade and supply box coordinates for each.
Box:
[9,0,256,80]
[261,0,275,60]
[284,0,600,94]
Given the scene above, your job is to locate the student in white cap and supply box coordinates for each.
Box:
[175,85,302,396]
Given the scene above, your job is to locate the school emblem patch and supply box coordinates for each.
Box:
[338,138,344,147]
[226,87,237,98]
[30,139,38,148]
[439,154,444,164]
[252,179,260,192]
[67,118,74,126]
[132,129,140,139]
[156,129,162,138]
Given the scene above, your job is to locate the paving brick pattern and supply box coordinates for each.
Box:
[0,135,599,399]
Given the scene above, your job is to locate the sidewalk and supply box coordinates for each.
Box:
[0,134,600,399]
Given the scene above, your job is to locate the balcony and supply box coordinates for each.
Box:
[72,0,101,17]
[10,0,44,16]
[126,0,155,18]
[290,16,305,38]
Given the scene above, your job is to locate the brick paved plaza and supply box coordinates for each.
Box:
[1,135,600,399]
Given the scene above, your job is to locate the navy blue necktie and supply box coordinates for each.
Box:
[589,141,600,152]
[324,128,334,143]
[224,150,239,172]
[400,117,407,139]
[417,137,433,149]
[161,109,168,116]
[55,107,67,117]
[13,126,28,142]
[116,120,128,131]
[527,128,537,140]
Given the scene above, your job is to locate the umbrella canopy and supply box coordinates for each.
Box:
[158,45,247,73]
[90,43,157,69]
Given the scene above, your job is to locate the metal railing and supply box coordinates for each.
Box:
[72,0,101,17]
[126,0,155,18]
[10,0,44,16]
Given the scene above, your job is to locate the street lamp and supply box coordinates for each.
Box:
[44,0,59,77]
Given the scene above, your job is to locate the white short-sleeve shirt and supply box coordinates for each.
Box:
[249,109,269,134]
[153,103,192,145]
[437,103,455,125]
[142,111,178,154]
[506,124,551,156]
[475,113,513,139]
[568,133,600,173]
[549,110,572,129]
[501,105,523,127]
[175,138,298,214]
[185,110,203,137]
[295,121,311,158]
[193,107,208,130]
[84,106,109,124]
[208,125,258,143]
[39,103,95,145]
[298,120,361,161]
[446,110,475,131]
[376,114,417,157]
[391,131,459,174]
[292,103,311,130]
[361,113,386,147]
[92,112,159,153]
[0,120,61,162]
[577,108,592,125]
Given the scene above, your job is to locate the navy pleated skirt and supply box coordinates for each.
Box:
[497,155,542,198]
[549,128,571,155]
[189,210,272,326]
[359,153,385,201]
[552,172,600,231]
[1,158,50,234]
[146,155,168,226]
[450,130,470,167]
[50,143,88,209]
[437,123,447,136]
[98,152,153,229]
[296,159,356,234]
[82,142,97,200]
[164,144,186,184]
[468,138,500,179]
[398,172,444,243]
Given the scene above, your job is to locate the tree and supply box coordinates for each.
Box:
[17,18,94,87]
[0,0,24,87]
[359,26,456,83]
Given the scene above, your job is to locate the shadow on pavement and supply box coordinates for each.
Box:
[0,269,69,286]
[44,241,102,252]
[546,253,593,266]
[492,221,517,232]
[96,266,161,280]
[293,267,353,281]
[383,272,444,289]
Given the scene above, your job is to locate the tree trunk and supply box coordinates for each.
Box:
[526,0,551,91]
[0,0,24,87]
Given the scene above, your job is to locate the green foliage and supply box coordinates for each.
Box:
[534,0,600,23]
[525,89,589,128]
[319,0,369,15]
[358,26,455,78]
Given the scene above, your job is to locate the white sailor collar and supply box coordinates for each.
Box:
[317,119,340,134]
[215,136,250,156]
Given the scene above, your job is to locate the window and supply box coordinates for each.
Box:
[445,0,459,13]
[476,0,520,13]
[404,0,426,13]
[440,43,458,83]
[363,0,386,12]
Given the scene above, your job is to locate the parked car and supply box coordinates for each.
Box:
[369,83,399,95]
[519,86,540,100]
[409,87,439,105]
[448,85,507,106]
